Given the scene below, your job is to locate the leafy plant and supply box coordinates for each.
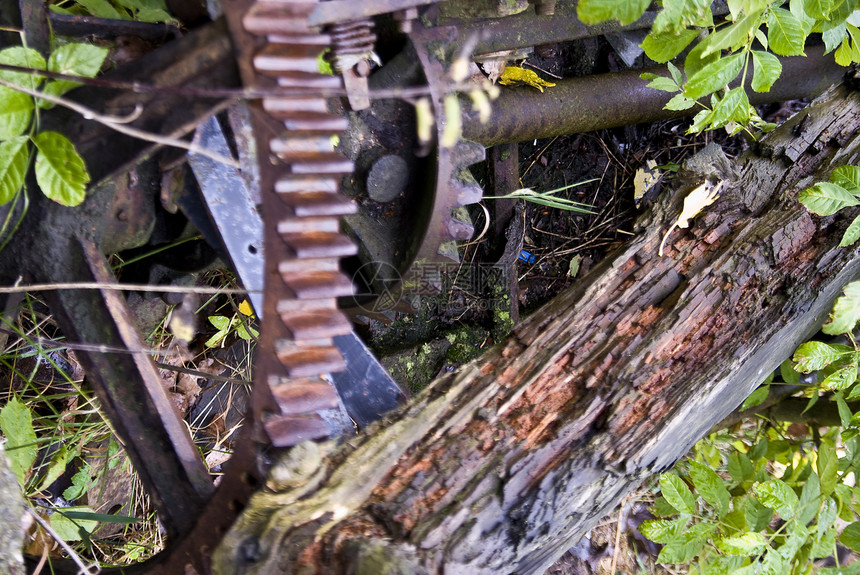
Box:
[638,277,860,571]
[0,42,108,207]
[484,180,597,214]
[204,298,259,349]
[49,0,176,24]
[579,0,860,136]
[799,165,860,247]
[0,295,159,564]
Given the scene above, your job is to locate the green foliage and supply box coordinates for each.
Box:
[204,300,260,348]
[484,181,596,214]
[800,165,860,249]
[0,396,38,486]
[577,0,860,136]
[49,0,176,23]
[641,432,853,572]
[0,43,108,208]
[640,282,860,571]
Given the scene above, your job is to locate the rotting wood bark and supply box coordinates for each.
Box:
[213,75,860,575]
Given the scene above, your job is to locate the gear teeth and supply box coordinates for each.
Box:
[447,207,475,241]
[269,378,341,414]
[264,414,335,447]
[275,341,347,378]
[242,0,360,446]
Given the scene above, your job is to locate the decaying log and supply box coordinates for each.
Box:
[213,76,860,574]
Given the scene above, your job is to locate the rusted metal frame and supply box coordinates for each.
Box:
[464,44,845,147]
[45,237,213,541]
[308,0,437,26]
[434,0,657,57]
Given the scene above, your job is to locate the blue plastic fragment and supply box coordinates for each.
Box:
[519,249,536,264]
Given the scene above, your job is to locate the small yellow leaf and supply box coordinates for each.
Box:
[414,97,433,146]
[498,66,556,92]
[658,181,722,257]
[238,299,254,317]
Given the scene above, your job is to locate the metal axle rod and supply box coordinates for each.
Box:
[463,44,844,147]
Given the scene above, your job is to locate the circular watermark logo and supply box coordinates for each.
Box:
[351,261,403,313]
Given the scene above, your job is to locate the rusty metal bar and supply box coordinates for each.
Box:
[451,0,658,56]
[46,237,213,540]
[464,44,844,147]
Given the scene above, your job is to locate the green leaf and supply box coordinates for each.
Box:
[665,93,697,110]
[642,28,700,63]
[822,362,858,389]
[797,471,822,525]
[818,496,838,538]
[651,495,680,517]
[688,108,715,134]
[831,165,860,192]
[702,10,765,56]
[0,46,46,91]
[652,0,713,33]
[208,315,232,331]
[823,22,848,53]
[62,509,139,525]
[0,136,29,204]
[32,131,90,207]
[684,53,744,100]
[711,86,750,127]
[841,214,860,246]
[0,87,32,140]
[777,522,809,561]
[803,0,834,20]
[48,42,109,81]
[715,531,768,555]
[840,521,860,552]
[744,494,774,531]
[836,392,853,427]
[848,23,860,62]
[791,0,817,35]
[638,517,688,543]
[667,62,684,85]
[684,34,721,80]
[767,7,807,56]
[780,359,800,385]
[799,181,860,216]
[576,0,650,25]
[49,506,99,541]
[235,323,259,340]
[136,7,174,22]
[690,460,731,517]
[657,522,716,564]
[836,36,854,66]
[751,50,782,92]
[644,75,680,92]
[660,472,697,514]
[0,397,37,486]
[823,281,860,335]
[817,440,839,496]
[754,479,799,520]
[36,444,71,493]
[741,384,770,410]
[62,465,92,501]
[74,0,125,19]
[728,451,755,485]
[793,341,847,372]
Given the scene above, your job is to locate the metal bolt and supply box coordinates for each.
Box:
[353,59,371,78]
